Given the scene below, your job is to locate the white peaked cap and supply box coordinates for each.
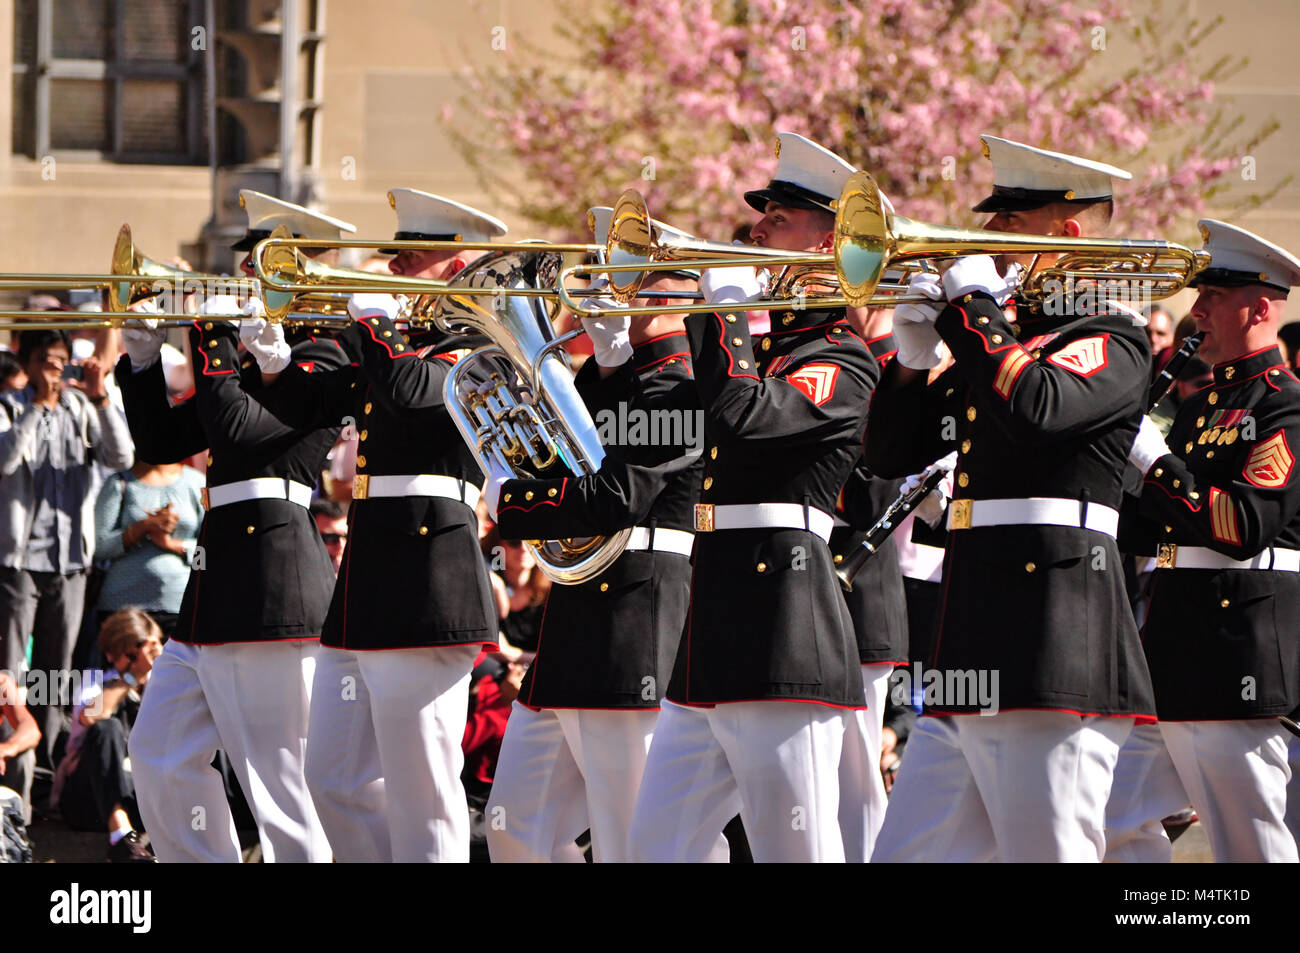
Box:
[744,132,857,213]
[234,190,356,249]
[1193,219,1300,294]
[973,135,1132,212]
[387,189,508,244]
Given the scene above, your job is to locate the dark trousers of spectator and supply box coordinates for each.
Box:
[0,568,88,769]
[0,721,35,825]
[57,718,142,832]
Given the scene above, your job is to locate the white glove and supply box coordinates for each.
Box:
[122,315,165,372]
[481,456,514,520]
[238,306,292,375]
[347,293,402,322]
[892,272,945,369]
[197,294,244,318]
[911,451,958,527]
[699,265,763,306]
[1129,416,1171,474]
[582,300,634,368]
[941,256,1024,307]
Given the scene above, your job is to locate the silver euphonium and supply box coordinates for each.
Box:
[433,248,632,585]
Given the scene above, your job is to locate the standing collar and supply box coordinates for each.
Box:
[631,330,689,367]
[1212,345,1284,387]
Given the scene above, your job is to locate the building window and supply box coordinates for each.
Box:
[12,0,208,163]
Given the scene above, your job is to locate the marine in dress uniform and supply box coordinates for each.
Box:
[615,134,878,862]
[1116,221,1300,862]
[246,190,505,862]
[866,137,1157,862]
[483,211,710,862]
[116,194,355,862]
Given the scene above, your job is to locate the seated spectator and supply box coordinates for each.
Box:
[52,609,162,862]
[481,527,550,656]
[0,670,40,825]
[311,498,349,575]
[91,459,204,644]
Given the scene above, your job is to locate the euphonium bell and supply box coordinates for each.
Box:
[433,248,632,585]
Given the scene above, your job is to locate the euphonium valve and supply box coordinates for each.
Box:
[434,248,632,584]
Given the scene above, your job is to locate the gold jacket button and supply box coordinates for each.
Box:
[957,473,970,487]
[1208,392,1218,404]
[833,554,843,564]
[703,476,713,490]
[208,340,218,348]
[710,447,717,460]
[977,316,989,326]
[945,388,954,398]
[418,526,429,535]
[1172,479,1180,488]
[961,439,972,453]
[990,334,1002,344]
[1196,417,1205,427]
[1220,598,1230,608]
[503,493,511,503]
[600,582,610,592]
[732,337,743,347]
[212,358,222,367]
[394,344,404,352]
[204,322,214,330]
[356,455,366,468]
[371,317,380,325]
[966,406,977,422]
[364,402,373,415]
[206,455,213,466]
[1206,450,1214,459]
[1153,467,1163,477]
[1185,442,1193,453]
[724,313,737,323]
[1165,525,1173,533]
[383,330,392,338]
[525,490,534,500]
[738,360,750,369]
[1189,491,1200,501]
[246,525,255,534]
[548,487,557,497]
[756,562,767,573]
[359,430,368,441]
[1025,562,1036,573]
[761,338,771,351]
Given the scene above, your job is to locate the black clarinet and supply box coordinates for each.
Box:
[836,462,950,592]
[1147,332,1204,413]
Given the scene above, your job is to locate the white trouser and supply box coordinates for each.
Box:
[872,711,1133,862]
[1286,731,1300,849]
[487,704,670,863]
[304,644,478,863]
[129,639,329,863]
[1103,722,1191,863]
[628,699,851,863]
[838,665,891,863]
[1159,719,1298,863]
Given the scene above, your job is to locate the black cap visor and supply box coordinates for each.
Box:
[744,180,837,214]
[972,185,1110,214]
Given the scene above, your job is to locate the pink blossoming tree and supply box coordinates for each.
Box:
[447,0,1286,242]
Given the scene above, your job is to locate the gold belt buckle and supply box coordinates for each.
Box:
[200,487,210,511]
[1156,542,1177,569]
[948,498,972,530]
[694,503,715,533]
[353,474,370,500]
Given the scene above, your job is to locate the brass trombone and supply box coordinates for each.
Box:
[0,224,348,331]
[557,172,1211,316]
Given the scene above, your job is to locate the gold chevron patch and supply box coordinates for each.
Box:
[786,363,841,406]
[1046,335,1108,377]
[1243,431,1295,489]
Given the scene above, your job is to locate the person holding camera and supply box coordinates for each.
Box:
[52,608,163,862]
[0,330,133,768]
